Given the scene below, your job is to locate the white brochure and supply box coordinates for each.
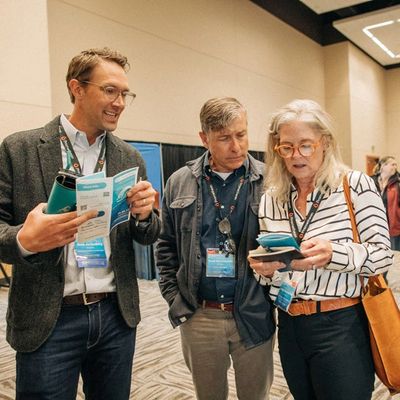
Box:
[76,167,138,243]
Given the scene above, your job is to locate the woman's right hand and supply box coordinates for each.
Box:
[248,257,285,278]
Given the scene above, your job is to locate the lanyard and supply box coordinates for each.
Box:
[287,190,324,244]
[58,125,106,174]
[204,171,245,256]
[204,172,245,222]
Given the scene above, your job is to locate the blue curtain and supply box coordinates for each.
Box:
[127,142,162,280]
[130,142,163,196]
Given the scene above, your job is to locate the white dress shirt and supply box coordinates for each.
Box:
[18,114,116,296]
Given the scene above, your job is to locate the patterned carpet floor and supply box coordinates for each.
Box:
[1,257,400,399]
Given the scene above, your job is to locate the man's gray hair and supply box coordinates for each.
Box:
[200,97,246,133]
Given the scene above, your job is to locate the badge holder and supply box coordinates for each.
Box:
[205,217,236,278]
[274,275,299,312]
[206,248,236,278]
[74,238,107,268]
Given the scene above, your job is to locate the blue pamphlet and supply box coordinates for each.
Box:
[76,167,138,242]
[249,233,304,271]
[257,233,300,250]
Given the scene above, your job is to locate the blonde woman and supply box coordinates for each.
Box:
[249,99,392,400]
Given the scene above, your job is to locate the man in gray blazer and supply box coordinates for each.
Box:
[0,47,160,400]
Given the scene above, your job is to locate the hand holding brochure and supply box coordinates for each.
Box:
[76,167,138,243]
[248,233,304,271]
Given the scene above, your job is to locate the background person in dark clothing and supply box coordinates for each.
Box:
[372,156,400,251]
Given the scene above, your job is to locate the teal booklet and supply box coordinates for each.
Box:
[45,170,81,214]
[256,233,300,250]
[249,233,304,271]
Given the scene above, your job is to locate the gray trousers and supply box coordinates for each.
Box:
[180,307,274,400]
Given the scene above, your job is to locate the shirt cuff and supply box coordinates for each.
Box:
[324,242,351,272]
[16,231,37,258]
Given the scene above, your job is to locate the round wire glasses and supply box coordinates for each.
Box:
[79,80,136,106]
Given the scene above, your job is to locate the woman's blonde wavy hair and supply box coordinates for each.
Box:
[265,99,349,203]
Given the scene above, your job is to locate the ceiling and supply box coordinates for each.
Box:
[251,0,400,68]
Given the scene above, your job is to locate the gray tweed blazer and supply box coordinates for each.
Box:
[0,116,160,352]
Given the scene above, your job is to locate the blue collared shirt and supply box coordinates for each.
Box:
[198,156,249,303]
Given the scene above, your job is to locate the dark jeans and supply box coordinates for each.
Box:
[278,303,375,400]
[16,296,136,400]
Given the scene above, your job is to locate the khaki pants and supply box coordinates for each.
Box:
[180,307,274,400]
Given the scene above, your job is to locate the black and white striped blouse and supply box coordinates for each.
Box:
[255,170,393,301]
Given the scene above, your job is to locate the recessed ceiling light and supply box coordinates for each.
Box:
[362,20,400,59]
[333,5,400,66]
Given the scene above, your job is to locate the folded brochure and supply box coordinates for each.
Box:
[76,167,138,243]
[256,233,300,250]
[249,233,304,271]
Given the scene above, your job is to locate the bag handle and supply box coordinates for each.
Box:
[343,174,368,291]
[343,174,360,244]
[343,175,387,290]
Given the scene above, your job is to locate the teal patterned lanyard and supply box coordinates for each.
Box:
[58,125,106,174]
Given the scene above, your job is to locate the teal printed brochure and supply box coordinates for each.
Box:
[256,233,300,250]
[76,167,138,243]
[251,233,304,271]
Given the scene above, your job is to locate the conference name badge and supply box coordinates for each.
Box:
[206,248,235,278]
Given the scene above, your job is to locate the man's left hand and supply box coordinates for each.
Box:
[127,179,156,221]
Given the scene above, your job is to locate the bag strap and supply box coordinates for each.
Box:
[343,174,368,291]
[343,174,360,244]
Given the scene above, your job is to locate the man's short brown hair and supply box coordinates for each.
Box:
[66,47,130,103]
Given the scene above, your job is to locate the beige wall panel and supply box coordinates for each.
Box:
[0,103,53,140]
[324,43,352,166]
[386,69,400,162]
[386,111,400,162]
[60,0,325,98]
[348,45,386,172]
[0,0,52,140]
[233,1,325,98]
[348,46,385,109]
[60,0,238,62]
[324,42,388,172]
[387,69,400,111]
[325,95,352,165]
[350,100,386,172]
[324,43,350,98]
[48,0,325,148]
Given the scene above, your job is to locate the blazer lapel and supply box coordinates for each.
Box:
[37,116,63,197]
[105,133,123,177]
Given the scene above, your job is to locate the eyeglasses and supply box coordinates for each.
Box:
[274,141,321,158]
[79,80,136,105]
